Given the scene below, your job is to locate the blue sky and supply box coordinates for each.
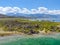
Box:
[0,0,60,14]
[0,0,60,10]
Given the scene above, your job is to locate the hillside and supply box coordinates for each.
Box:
[0,13,60,22]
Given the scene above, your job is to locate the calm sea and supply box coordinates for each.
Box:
[29,18,60,22]
[0,34,60,45]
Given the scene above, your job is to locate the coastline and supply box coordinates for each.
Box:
[0,31,60,44]
[0,30,60,37]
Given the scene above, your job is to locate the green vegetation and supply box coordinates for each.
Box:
[0,18,60,35]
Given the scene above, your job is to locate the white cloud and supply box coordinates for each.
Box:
[13,7,21,13]
[0,7,60,15]
[31,9,38,14]
[48,10,60,15]
[38,7,48,14]
[21,8,30,14]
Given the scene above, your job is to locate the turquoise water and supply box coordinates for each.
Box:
[0,34,60,45]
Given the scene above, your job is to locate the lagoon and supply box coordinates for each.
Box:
[0,33,60,45]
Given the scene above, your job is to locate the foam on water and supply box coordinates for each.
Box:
[0,35,25,44]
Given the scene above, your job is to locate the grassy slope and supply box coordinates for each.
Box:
[0,18,60,36]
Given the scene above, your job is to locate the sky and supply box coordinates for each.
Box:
[0,0,60,14]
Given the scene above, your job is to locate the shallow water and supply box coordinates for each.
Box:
[0,34,60,45]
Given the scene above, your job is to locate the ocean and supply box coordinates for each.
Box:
[0,33,60,45]
[29,18,60,22]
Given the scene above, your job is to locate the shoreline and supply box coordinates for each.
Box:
[0,31,60,44]
[0,31,60,37]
